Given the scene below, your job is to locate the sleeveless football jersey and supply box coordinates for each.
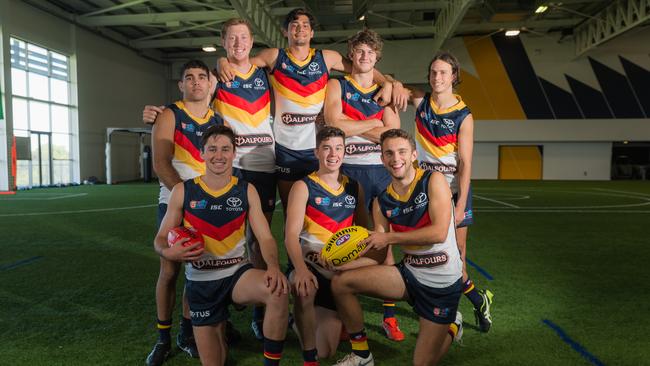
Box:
[270,48,328,151]
[415,93,471,193]
[378,169,462,288]
[212,65,275,173]
[299,173,359,278]
[182,176,249,281]
[158,101,224,204]
[338,75,384,165]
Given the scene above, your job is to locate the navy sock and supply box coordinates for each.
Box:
[463,279,484,310]
[180,316,193,339]
[382,301,396,319]
[263,338,284,366]
[157,319,172,343]
[253,305,265,323]
[349,330,370,359]
[302,348,318,364]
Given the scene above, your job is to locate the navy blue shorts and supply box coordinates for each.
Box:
[185,264,253,326]
[157,203,167,229]
[452,185,473,227]
[233,168,277,213]
[396,263,462,324]
[275,143,318,182]
[341,164,391,211]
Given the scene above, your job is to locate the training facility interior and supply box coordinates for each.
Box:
[1,1,649,365]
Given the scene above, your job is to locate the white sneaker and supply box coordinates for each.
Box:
[333,352,375,366]
[453,311,463,343]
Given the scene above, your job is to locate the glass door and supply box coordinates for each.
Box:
[30,132,52,186]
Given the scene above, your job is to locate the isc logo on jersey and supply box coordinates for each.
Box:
[321,226,369,266]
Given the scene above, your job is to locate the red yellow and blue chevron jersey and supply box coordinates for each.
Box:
[378,168,461,288]
[270,48,329,150]
[299,172,359,278]
[338,75,384,165]
[212,65,274,173]
[182,176,249,281]
[415,93,471,193]
[159,101,224,204]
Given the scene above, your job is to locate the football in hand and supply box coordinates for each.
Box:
[321,226,369,266]
[167,226,204,250]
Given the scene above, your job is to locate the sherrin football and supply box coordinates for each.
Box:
[167,226,204,250]
[321,226,369,266]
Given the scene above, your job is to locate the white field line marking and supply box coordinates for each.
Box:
[473,194,520,208]
[477,209,650,213]
[0,193,88,200]
[475,190,650,209]
[0,204,156,217]
[592,188,650,197]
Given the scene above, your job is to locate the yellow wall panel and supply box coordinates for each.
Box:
[498,146,542,180]
[463,36,526,120]
[457,70,497,120]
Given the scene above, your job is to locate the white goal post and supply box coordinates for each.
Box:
[105,127,152,185]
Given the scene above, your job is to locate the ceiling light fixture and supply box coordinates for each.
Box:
[535,5,548,13]
[505,29,520,37]
[358,14,365,21]
[202,45,217,52]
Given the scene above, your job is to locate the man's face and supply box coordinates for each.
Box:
[201,135,235,176]
[349,43,377,73]
[285,15,313,46]
[315,136,345,173]
[179,67,210,102]
[380,137,417,180]
[428,59,455,94]
[223,24,253,63]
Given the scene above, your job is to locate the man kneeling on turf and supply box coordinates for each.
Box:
[331,129,463,366]
[155,125,289,366]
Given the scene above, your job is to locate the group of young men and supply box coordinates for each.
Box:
[143,8,493,366]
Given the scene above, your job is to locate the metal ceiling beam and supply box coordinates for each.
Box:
[134,20,224,41]
[229,0,287,47]
[76,10,238,26]
[431,0,474,52]
[269,1,447,16]
[80,0,150,17]
[132,36,223,49]
[574,0,650,55]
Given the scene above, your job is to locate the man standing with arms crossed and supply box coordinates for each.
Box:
[147,60,223,365]
[323,29,404,341]
[331,129,463,366]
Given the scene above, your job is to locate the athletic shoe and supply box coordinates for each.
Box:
[453,311,463,343]
[474,289,494,333]
[145,340,171,366]
[251,320,264,341]
[226,321,241,345]
[333,353,375,366]
[382,317,405,341]
[176,333,199,358]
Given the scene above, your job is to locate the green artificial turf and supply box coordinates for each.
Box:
[1,180,649,365]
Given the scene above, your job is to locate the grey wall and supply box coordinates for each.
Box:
[0,0,168,184]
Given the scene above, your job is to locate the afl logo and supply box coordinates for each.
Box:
[227,197,242,207]
[254,78,264,87]
[346,92,352,100]
[308,62,320,72]
[414,192,427,204]
[345,195,356,205]
[336,234,350,246]
[420,111,426,118]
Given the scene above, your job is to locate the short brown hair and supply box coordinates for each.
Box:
[380,129,416,150]
[316,126,345,147]
[221,18,253,39]
[348,29,384,61]
[428,51,461,87]
[201,125,236,150]
[283,8,316,30]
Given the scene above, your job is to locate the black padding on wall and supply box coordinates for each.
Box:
[539,77,583,119]
[589,57,644,118]
[619,56,650,118]
[566,75,613,119]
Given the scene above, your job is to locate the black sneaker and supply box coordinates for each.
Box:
[226,321,241,345]
[145,341,171,366]
[474,289,494,333]
[177,333,199,358]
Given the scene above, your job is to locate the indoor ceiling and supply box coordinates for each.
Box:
[20,0,644,61]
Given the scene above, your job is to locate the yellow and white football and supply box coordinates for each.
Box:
[321,226,369,266]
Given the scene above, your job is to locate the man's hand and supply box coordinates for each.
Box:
[217,57,236,82]
[373,81,393,107]
[391,81,409,111]
[292,266,318,298]
[454,203,466,227]
[143,105,165,125]
[161,239,204,262]
[265,265,290,296]
[359,231,391,256]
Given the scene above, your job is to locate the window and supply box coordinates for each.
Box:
[10,37,76,187]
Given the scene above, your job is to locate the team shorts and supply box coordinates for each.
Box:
[275,143,318,182]
[288,264,337,311]
[185,264,253,326]
[452,185,473,227]
[157,203,167,228]
[341,164,391,211]
[396,262,462,324]
[233,168,277,213]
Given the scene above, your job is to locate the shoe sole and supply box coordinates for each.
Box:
[382,324,405,342]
